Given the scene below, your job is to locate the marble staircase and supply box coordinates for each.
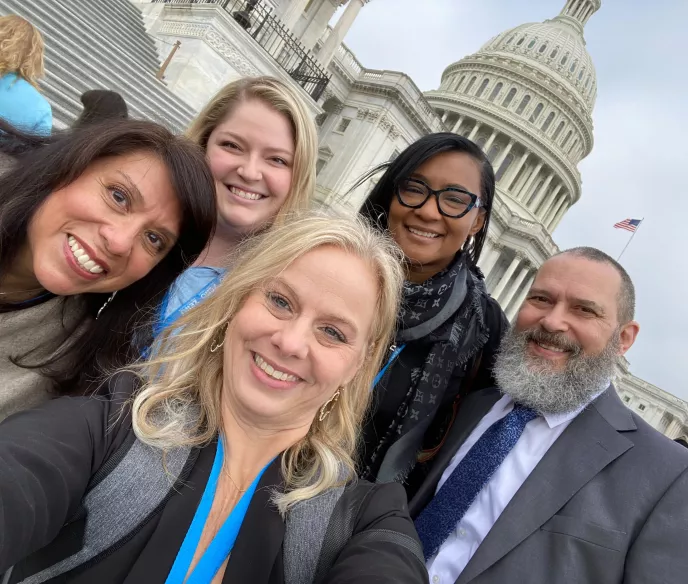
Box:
[0,0,196,131]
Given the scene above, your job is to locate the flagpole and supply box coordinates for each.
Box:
[617,218,644,262]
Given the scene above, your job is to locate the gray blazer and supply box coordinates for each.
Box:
[409,387,688,584]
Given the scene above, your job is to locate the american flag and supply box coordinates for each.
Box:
[613,218,642,232]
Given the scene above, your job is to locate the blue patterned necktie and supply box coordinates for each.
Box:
[415,403,538,560]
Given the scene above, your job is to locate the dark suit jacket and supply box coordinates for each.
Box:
[0,395,426,584]
[409,386,688,584]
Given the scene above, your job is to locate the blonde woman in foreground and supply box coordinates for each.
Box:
[157,76,318,331]
[0,15,52,133]
[0,213,428,584]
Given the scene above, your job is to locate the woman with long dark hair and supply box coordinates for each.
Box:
[357,133,509,497]
[0,119,216,419]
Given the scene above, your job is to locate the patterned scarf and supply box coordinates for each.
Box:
[366,254,490,483]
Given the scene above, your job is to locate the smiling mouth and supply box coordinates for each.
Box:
[68,236,106,274]
[407,226,441,239]
[531,340,569,354]
[228,185,265,201]
[253,353,302,382]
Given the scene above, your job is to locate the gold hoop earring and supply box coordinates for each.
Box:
[210,324,227,353]
[319,389,341,422]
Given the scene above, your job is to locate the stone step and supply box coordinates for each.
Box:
[2,0,161,77]
[57,0,161,70]
[0,0,196,131]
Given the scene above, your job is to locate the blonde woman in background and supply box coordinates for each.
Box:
[0,213,427,584]
[158,76,318,331]
[0,15,52,134]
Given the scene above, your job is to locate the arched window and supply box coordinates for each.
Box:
[539,42,547,53]
[541,111,555,132]
[528,102,544,122]
[517,36,525,46]
[455,75,466,91]
[506,35,515,45]
[550,47,559,59]
[487,143,500,162]
[562,130,573,148]
[569,59,578,73]
[528,38,537,49]
[502,87,517,108]
[561,52,569,65]
[585,75,591,89]
[476,134,488,149]
[528,180,544,206]
[552,121,565,141]
[516,94,531,115]
[496,154,514,182]
[475,78,490,98]
[569,138,579,155]
[578,67,585,81]
[465,76,477,93]
[488,82,503,102]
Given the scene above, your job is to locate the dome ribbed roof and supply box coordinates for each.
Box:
[444,1,600,113]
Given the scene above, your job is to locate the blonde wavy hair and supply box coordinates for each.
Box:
[131,212,404,513]
[187,76,318,224]
[0,16,45,87]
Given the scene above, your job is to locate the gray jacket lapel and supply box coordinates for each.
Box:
[456,388,635,584]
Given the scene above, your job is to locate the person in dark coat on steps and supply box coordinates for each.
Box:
[0,214,426,584]
[357,133,509,499]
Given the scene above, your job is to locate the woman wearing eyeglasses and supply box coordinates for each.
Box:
[356,133,508,499]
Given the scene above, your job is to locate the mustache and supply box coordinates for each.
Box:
[524,328,582,356]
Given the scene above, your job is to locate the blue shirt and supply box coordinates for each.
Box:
[162,266,227,321]
[0,74,52,134]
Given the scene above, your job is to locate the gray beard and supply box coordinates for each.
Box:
[493,327,620,415]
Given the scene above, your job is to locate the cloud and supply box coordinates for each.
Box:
[339,0,688,399]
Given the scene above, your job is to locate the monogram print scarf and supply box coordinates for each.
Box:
[368,254,490,483]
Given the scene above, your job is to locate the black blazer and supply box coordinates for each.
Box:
[0,395,426,584]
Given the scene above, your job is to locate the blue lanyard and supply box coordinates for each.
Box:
[165,439,271,584]
[154,275,223,338]
[372,344,406,389]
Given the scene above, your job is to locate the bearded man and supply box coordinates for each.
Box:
[408,247,688,584]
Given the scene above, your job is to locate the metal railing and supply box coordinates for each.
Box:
[154,0,330,101]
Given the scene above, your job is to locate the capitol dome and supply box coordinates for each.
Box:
[423,0,601,320]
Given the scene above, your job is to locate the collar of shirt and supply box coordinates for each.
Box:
[503,379,611,429]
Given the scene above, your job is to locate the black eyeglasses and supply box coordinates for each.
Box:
[395,178,483,219]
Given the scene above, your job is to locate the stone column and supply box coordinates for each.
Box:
[516,161,543,201]
[441,110,450,124]
[665,418,682,439]
[467,121,482,142]
[550,200,569,230]
[479,244,502,278]
[452,114,465,134]
[492,254,521,301]
[501,264,530,308]
[493,139,514,171]
[483,129,499,154]
[536,184,561,219]
[319,0,367,67]
[507,274,534,321]
[505,151,529,190]
[529,173,554,213]
[545,196,567,228]
[281,0,313,30]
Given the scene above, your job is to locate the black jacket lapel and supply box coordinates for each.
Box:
[409,387,501,517]
[223,458,285,583]
[456,388,635,584]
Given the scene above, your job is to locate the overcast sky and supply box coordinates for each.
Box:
[333,0,688,401]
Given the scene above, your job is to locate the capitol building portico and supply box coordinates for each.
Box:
[3,0,685,438]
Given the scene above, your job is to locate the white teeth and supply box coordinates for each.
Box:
[538,342,566,353]
[408,227,440,239]
[67,236,105,275]
[253,353,299,382]
[230,186,263,201]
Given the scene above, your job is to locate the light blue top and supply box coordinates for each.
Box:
[0,73,52,135]
[162,266,227,321]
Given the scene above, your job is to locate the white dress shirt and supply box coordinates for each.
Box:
[426,393,600,584]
